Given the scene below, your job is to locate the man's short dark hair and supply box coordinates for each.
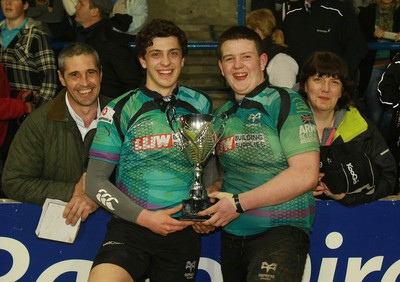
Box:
[217,26,263,59]
[58,42,101,75]
[135,18,188,58]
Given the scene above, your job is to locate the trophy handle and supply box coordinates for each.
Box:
[213,113,228,145]
[166,107,186,150]
[166,106,177,133]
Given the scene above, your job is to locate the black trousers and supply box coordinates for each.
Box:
[221,225,310,282]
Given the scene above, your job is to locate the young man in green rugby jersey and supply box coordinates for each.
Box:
[86,19,213,282]
[197,26,320,282]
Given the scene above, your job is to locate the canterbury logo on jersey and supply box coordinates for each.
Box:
[96,189,119,210]
[133,134,174,151]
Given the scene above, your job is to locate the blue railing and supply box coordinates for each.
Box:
[237,0,247,26]
[53,41,400,52]
[368,42,400,50]
[53,41,218,51]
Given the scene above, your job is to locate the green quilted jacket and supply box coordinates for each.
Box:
[2,89,111,205]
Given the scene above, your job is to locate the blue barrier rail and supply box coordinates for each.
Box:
[368,42,400,50]
[237,0,247,26]
[53,41,400,52]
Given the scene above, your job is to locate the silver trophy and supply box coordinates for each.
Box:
[167,108,225,221]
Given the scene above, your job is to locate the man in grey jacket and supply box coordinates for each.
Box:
[2,42,110,226]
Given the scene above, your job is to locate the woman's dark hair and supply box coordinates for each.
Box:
[135,18,188,58]
[298,51,354,110]
[217,26,263,59]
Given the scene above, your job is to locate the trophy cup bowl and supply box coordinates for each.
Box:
[167,111,221,221]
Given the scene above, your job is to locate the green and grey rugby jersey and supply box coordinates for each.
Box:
[215,82,319,236]
[90,85,212,211]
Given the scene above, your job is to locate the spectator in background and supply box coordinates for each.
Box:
[0,0,58,164]
[2,42,110,226]
[378,51,400,192]
[298,51,397,204]
[74,0,143,99]
[0,61,34,198]
[27,0,76,42]
[357,0,400,141]
[110,0,148,42]
[62,0,148,41]
[0,0,58,105]
[282,0,368,84]
[250,0,297,26]
[247,8,298,88]
[378,51,400,112]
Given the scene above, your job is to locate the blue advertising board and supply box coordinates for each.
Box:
[304,200,400,282]
[1,199,400,282]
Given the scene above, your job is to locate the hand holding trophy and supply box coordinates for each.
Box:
[167,108,225,221]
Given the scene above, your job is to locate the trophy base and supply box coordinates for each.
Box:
[179,198,211,221]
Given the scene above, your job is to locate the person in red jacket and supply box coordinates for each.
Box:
[0,61,34,198]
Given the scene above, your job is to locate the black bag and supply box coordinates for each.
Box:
[319,142,380,195]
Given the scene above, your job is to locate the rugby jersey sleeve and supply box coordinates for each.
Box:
[89,102,124,164]
[278,91,320,158]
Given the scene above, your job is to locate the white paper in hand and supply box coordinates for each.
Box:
[35,198,81,244]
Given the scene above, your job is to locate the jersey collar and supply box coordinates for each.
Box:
[140,85,179,99]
